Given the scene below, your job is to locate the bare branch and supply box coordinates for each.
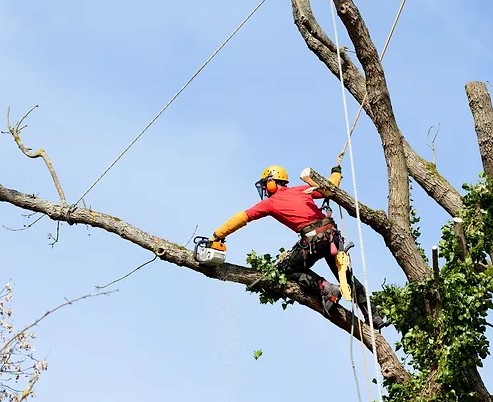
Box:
[291,0,367,106]
[96,256,158,290]
[1,290,116,355]
[0,182,409,383]
[427,124,440,165]
[2,213,45,231]
[6,107,67,205]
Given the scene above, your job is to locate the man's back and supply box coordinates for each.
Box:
[245,185,325,232]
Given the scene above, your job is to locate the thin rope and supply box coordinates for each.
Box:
[329,2,382,402]
[337,0,407,164]
[74,0,267,206]
[356,302,373,402]
[340,204,373,401]
[336,205,365,400]
[349,295,363,402]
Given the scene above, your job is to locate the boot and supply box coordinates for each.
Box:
[319,280,341,315]
[352,280,389,330]
[358,300,389,330]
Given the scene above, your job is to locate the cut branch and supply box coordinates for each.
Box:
[453,217,468,260]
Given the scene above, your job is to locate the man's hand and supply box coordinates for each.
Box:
[210,233,224,242]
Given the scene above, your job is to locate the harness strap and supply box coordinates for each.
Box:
[302,223,334,239]
[299,217,335,237]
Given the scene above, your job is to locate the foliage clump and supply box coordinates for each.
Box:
[374,174,493,401]
[246,248,294,310]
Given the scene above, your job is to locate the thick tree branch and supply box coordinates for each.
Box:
[291,0,367,107]
[333,0,409,232]
[402,139,463,216]
[465,81,493,177]
[0,182,408,383]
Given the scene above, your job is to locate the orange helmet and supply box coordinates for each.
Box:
[255,165,289,199]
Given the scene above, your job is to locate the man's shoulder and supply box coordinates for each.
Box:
[286,184,310,191]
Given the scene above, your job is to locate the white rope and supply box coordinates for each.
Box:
[329,2,382,402]
[74,0,268,205]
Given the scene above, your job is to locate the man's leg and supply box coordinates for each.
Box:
[278,241,340,314]
[351,277,389,329]
[322,251,388,329]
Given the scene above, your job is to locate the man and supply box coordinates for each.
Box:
[212,164,387,329]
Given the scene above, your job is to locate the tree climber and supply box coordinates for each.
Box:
[212,164,388,330]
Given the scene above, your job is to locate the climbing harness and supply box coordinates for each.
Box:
[73,0,268,206]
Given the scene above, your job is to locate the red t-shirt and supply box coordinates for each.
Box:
[245,185,326,233]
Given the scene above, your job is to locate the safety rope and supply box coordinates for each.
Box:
[74,0,267,206]
[329,1,382,401]
[337,0,407,165]
[338,204,372,401]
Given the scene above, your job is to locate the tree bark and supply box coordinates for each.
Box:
[466,81,493,177]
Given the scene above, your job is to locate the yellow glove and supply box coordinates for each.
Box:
[210,233,222,242]
[328,166,342,188]
[214,211,249,239]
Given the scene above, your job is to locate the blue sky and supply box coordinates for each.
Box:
[1,0,492,401]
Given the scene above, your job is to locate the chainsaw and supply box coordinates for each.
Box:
[193,236,227,266]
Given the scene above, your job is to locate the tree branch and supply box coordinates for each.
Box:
[0,182,409,383]
[465,81,493,177]
[291,0,367,107]
[6,106,67,205]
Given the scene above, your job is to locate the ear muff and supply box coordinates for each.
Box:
[266,179,277,194]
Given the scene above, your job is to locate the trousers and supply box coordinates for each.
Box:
[278,225,367,302]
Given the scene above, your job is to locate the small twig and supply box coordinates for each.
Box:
[18,372,40,402]
[22,211,39,218]
[47,221,61,247]
[96,255,158,290]
[6,106,67,205]
[426,123,440,165]
[2,214,46,231]
[1,290,116,354]
[246,272,268,291]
